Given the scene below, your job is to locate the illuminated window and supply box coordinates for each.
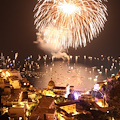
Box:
[19,117,23,120]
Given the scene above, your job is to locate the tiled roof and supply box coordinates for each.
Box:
[56,101,76,107]
[34,96,54,110]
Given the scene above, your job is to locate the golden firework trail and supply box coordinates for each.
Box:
[34,0,107,49]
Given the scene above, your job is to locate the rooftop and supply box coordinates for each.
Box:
[48,79,55,87]
[34,96,54,110]
[30,108,55,120]
[54,86,66,89]
[7,89,22,102]
[56,101,76,107]
[8,76,19,80]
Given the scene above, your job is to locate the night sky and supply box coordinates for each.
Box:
[0,0,120,60]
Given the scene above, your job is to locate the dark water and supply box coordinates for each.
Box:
[26,56,120,91]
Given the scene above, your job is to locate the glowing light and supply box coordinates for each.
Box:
[72,111,79,115]
[19,117,23,120]
[5,71,10,77]
[24,83,27,86]
[58,2,79,15]
[97,101,108,107]
[84,56,86,59]
[65,84,70,98]
[1,71,10,78]
[2,72,5,77]
[94,84,99,91]
[20,102,24,106]
[96,101,102,107]
[34,0,107,49]
[74,92,79,100]
[94,78,98,82]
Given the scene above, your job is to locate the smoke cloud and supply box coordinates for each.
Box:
[34,33,69,61]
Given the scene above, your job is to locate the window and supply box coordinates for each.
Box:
[19,117,23,120]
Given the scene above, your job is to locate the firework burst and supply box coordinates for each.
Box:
[34,0,107,49]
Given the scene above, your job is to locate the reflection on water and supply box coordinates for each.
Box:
[28,56,120,91]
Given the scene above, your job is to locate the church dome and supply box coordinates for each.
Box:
[48,78,55,87]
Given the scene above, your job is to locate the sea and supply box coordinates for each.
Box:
[24,55,120,91]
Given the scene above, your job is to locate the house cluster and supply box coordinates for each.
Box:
[0,69,116,120]
[0,69,39,120]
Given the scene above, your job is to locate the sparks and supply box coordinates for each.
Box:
[34,0,108,49]
[58,2,79,15]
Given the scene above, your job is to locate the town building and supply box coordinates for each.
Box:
[0,77,12,95]
[43,78,70,97]
[56,101,77,120]
[7,76,20,89]
[8,107,26,120]
[30,96,57,120]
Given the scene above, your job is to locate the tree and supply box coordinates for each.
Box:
[108,82,120,119]
[55,96,66,103]
[0,87,4,116]
[90,110,109,120]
